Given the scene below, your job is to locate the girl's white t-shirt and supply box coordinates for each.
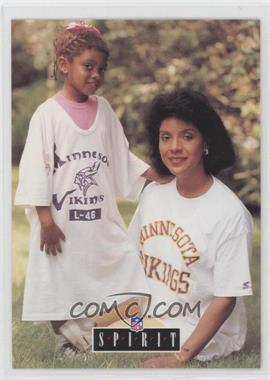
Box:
[15,96,150,320]
[128,178,253,361]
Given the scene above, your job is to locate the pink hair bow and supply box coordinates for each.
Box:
[65,21,101,35]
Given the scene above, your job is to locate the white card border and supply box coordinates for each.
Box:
[1,1,269,379]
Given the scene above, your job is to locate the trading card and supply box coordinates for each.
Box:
[0,1,269,379]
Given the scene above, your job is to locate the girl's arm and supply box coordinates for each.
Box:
[142,167,174,184]
[36,206,65,256]
[143,296,236,368]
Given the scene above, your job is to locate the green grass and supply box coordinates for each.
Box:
[12,166,260,368]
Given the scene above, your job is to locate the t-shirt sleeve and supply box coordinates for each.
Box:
[106,100,150,200]
[213,212,253,297]
[14,108,53,207]
[128,199,142,250]
[126,151,150,199]
[128,184,155,248]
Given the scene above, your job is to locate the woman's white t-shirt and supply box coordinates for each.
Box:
[129,178,253,361]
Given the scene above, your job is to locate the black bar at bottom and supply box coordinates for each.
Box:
[93,328,180,351]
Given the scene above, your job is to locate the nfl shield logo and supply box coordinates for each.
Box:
[130,316,144,332]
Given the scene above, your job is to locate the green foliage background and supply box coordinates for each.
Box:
[12,19,261,368]
[12,19,260,209]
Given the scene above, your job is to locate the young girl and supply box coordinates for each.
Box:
[129,88,253,367]
[15,21,165,355]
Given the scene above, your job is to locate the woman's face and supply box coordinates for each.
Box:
[159,117,206,179]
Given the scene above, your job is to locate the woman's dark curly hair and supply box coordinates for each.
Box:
[145,87,236,176]
[53,25,110,79]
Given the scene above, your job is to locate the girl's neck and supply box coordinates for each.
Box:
[57,90,92,105]
[176,172,213,198]
[61,85,88,103]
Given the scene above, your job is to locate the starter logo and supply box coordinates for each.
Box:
[92,325,180,352]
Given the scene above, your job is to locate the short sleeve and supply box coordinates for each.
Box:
[128,200,142,250]
[105,99,150,200]
[128,183,155,246]
[213,212,253,297]
[126,151,150,199]
[14,108,53,207]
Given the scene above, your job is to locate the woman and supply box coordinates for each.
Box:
[129,88,253,367]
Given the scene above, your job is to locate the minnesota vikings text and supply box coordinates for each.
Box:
[69,194,104,205]
[140,220,199,266]
[54,149,109,171]
[52,147,107,213]
[140,251,191,294]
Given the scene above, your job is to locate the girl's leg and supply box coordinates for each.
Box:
[51,319,92,352]
[51,320,66,334]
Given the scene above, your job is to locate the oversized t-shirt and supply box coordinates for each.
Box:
[15,96,150,321]
[128,177,253,361]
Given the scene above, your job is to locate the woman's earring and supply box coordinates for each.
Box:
[203,146,209,156]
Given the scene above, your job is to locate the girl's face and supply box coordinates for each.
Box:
[159,117,206,180]
[60,48,107,102]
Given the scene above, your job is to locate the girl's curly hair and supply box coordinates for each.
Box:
[53,25,110,79]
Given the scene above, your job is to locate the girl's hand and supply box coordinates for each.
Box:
[142,167,174,184]
[40,221,66,255]
[36,206,65,255]
[143,354,186,368]
[157,174,175,184]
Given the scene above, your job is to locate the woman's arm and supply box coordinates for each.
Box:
[143,296,236,368]
[178,296,236,362]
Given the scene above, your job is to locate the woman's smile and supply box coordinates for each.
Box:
[167,156,187,165]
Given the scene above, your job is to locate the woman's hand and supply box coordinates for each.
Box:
[143,354,186,368]
[36,206,65,255]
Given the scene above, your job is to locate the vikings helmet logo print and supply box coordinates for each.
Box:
[74,162,101,196]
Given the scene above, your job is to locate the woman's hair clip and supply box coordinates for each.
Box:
[65,21,101,35]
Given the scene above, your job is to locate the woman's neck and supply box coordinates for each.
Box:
[176,172,213,198]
